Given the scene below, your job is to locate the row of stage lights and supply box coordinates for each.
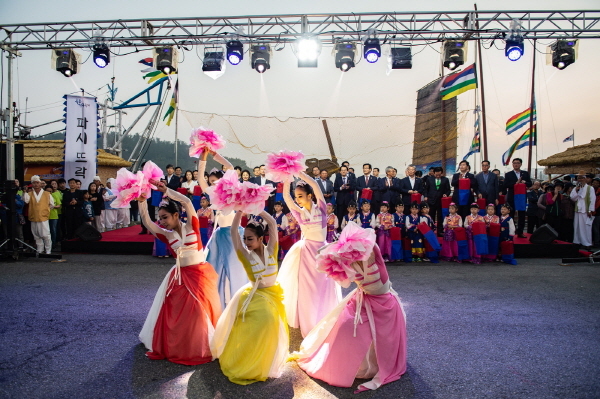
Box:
[54,34,578,78]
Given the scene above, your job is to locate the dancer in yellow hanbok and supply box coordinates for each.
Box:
[210,211,288,385]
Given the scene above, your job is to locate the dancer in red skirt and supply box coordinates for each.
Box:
[138,180,221,365]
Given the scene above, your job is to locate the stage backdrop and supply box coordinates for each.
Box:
[64,95,98,188]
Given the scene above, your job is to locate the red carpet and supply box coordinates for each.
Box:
[62,225,155,254]
[98,226,155,242]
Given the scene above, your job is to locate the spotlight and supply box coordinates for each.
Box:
[443,41,465,70]
[551,40,577,70]
[226,40,244,65]
[54,49,78,77]
[364,38,381,63]
[390,47,412,69]
[334,43,356,72]
[296,36,321,68]
[251,44,271,73]
[93,43,110,68]
[505,38,524,61]
[202,49,224,72]
[155,46,177,74]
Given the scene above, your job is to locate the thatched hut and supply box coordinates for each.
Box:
[20,140,131,182]
[538,138,600,176]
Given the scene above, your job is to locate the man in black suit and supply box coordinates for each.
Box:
[503,158,532,237]
[165,164,181,190]
[399,165,424,214]
[356,163,378,203]
[451,160,478,219]
[333,165,356,224]
[378,166,401,210]
[316,169,335,204]
[424,167,451,234]
[251,164,276,213]
[475,160,500,206]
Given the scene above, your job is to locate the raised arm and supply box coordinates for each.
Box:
[230,211,245,255]
[138,198,166,237]
[282,180,302,213]
[298,171,325,203]
[260,211,279,256]
[165,187,196,223]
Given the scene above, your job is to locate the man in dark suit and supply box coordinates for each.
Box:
[399,165,424,214]
[316,169,335,204]
[333,165,356,224]
[251,164,276,213]
[378,166,401,210]
[165,164,181,190]
[356,163,378,203]
[424,167,451,234]
[475,160,500,206]
[451,160,478,219]
[503,158,532,237]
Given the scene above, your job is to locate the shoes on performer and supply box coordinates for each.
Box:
[423,258,430,262]
[517,233,527,238]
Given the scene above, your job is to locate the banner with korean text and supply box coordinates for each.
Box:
[64,95,98,188]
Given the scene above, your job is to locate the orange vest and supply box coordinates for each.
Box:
[28,190,51,222]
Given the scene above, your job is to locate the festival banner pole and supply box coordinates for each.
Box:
[527,39,536,173]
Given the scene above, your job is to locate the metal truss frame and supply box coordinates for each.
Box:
[1,10,599,51]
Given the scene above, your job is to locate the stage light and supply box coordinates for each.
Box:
[443,41,465,70]
[364,38,381,63]
[202,49,224,72]
[54,49,78,77]
[334,43,356,72]
[226,40,244,65]
[505,39,524,61]
[155,46,177,74]
[551,40,577,70]
[251,44,271,73]
[93,43,110,68]
[390,47,412,69]
[296,36,321,67]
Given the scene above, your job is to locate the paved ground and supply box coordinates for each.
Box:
[0,254,599,399]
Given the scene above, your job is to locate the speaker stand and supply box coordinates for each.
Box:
[0,238,62,260]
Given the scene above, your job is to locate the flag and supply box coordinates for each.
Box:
[501,240,517,265]
[463,107,481,160]
[471,221,489,255]
[502,125,537,166]
[275,182,284,203]
[563,133,574,143]
[441,196,452,217]
[199,216,209,247]
[458,178,471,206]
[163,79,178,126]
[514,183,527,211]
[506,104,536,135]
[440,64,477,100]
[390,227,403,261]
[454,227,470,261]
[139,58,154,67]
[488,223,501,256]
[477,198,487,216]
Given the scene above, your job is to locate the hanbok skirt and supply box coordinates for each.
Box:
[205,226,248,308]
[293,288,407,392]
[376,229,392,259]
[139,262,221,365]
[466,227,481,264]
[210,282,288,385]
[408,230,425,258]
[277,238,342,337]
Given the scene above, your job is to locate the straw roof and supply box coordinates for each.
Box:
[16,140,131,167]
[538,138,600,167]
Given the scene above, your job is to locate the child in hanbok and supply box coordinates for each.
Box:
[464,203,486,264]
[272,201,288,260]
[293,222,407,393]
[440,203,463,262]
[419,202,436,262]
[326,203,339,243]
[138,181,221,365]
[405,202,425,262]
[340,201,360,229]
[498,203,516,262]
[482,204,500,262]
[211,211,288,385]
[390,203,406,262]
[284,211,300,258]
[277,172,342,337]
[376,201,394,261]
[196,196,214,242]
[359,199,376,229]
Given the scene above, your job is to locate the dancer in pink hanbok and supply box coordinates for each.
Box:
[292,222,407,393]
[277,171,342,337]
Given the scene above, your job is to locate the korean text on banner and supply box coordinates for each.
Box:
[64,95,98,188]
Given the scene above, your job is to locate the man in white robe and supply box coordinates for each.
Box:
[23,175,54,254]
[570,174,596,248]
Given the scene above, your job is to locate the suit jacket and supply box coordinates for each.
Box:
[334,174,356,205]
[378,176,401,206]
[399,176,424,206]
[356,174,378,199]
[250,176,275,188]
[503,170,532,203]
[316,178,334,198]
[165,174,181,190]
[451,172,478,205]
[475,171,500,204]
[423,176,451,205]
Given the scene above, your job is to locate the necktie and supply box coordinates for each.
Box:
[365,176,369,185]
[436,179,440,190]
[343,177,347,185]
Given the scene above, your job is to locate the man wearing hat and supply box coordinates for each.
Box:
[570,174,596,249]
[104,178,118,231]
[23,175,54,254]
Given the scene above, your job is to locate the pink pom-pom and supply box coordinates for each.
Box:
[335,223,376,262]
[112,169,144,208]
[205,170,242,215]
[316,252,355,288]
[237,182,273,215]
[265,150,305,183]
[189,127,226,158]
[141,161,164,192]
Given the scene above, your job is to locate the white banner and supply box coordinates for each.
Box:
[64,95,98,188]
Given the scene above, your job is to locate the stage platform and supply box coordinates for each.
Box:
[62,226,581,259]
[62,225,154,255]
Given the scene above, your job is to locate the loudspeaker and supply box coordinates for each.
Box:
[0,143,24,183]
[75,223,102,241]
[529,223,558,244]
